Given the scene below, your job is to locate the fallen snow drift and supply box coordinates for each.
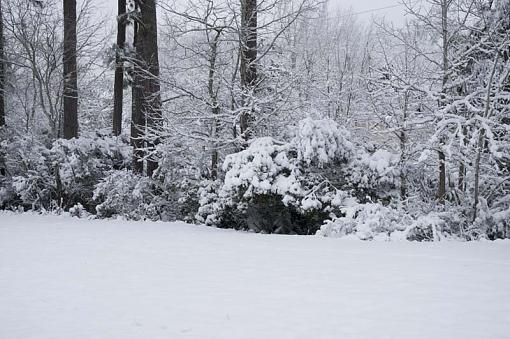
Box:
[1,213,509,339]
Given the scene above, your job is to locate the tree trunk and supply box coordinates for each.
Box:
[239,0,257,144]
[437,0,449,203]
[457,125,467,193]
[0,0,5,176]
[113,0,126,136]
[472,129,485,221]
[0,0,5,129]
[209,31,221,180]
[131,0,162,176]
[63,0,78,139]
[131,19,144,174]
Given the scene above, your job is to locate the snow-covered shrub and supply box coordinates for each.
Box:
[489,195,510,239]
[468,196,510,240]
[93,167,189,222]
[50,133,132,211]
[200,119,372,233]
[404,212,447,241]
[151,141,203,222]
[221,137,302,204]
[69,203,91,218]
[1,133,132,212]
[0,182,15,209]
[318,204,459,241]
[292,118,354,166]
[347,149,400,203]
[317,202,409,240]
[216,137,308,233]
[94,170,160,220]
[195,179,222,226]
[5,135,56,210]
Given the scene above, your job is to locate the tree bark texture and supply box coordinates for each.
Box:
[113,0,126,136]
[239,0,257,144]
[131,0,162,176]
[63,0,78,139]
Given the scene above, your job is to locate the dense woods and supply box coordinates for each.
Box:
[0,0,508,240]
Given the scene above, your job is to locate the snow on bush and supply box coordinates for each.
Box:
[51,134,132,210]
[221,137,302,204]
[490,195,510,239]
[94,166,192,222]
[199,118,401,234]
[317,204,458,241]
[317,202,409,240]
[3,133,132,211]
[68,203,91,218]
[7,136,56,210]
[52,134,131,185]
[403,213,447,241]
[93,170,158,220]
[292,118,354,166]
[347,149,400,202]
[195,179,222,226]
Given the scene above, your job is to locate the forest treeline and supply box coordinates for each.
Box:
[0,0,508,240]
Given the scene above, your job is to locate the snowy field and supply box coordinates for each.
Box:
[1,213,510,339]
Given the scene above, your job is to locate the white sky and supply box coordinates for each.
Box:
[92,0,408,25]
[329,0,408,24]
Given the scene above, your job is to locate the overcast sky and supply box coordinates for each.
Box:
[329,0,407,23]
[92,0,408,25]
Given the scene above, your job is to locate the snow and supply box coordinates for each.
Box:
[293,118,353,166]
[221,137,298,200]
[1,213,510,339]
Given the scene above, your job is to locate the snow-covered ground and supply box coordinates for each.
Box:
[1,213,509,339]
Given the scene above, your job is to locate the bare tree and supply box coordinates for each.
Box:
[2,0,106,138]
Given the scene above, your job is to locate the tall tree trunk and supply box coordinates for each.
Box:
[0,0,5,176]
[437,0,449,203]
[239,0,257,144]
[209,31,221,180]
[472,129,485,221]
[0,0,4,129]
[131,19,144,174]
[63,0,78,139]
[457,125,467,193]
[400,92,409,201]
[113,0,126,136]
[131,0,162,176]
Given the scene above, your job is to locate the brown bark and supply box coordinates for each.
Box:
[0,0,5,176]
[0,0,5,128]
[113,0,126,136]
[131,0,162,176]
[63,0,78,139]
[239,0,257,144]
